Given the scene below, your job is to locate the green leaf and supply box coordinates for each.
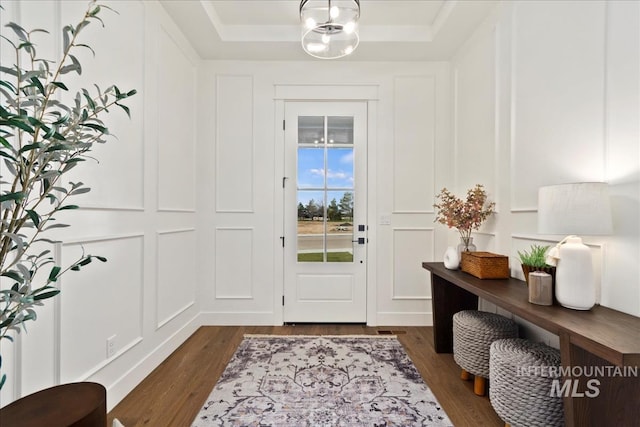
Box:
[51,81,69,91]
[43,223,70,230]
[58,204,79,210]
[76,43,96,57]
[5,22,28,41]
[77,257,92,267]
[51,186,68,194]
[18,142,42,153]
[75,20,91,34]
[0,66,18,77]
[59,64,80,75]
[48,266,61,282]
[45,144,73,152]
[116,103,130,118]
[0,79,18,95]
[29,77,45,94]
[62,26,70,51]
[1,271,23,283]
[96,256,107,262]
[33,289,60,301]
[0,150,17,161]
[3,118,35,134]
[0,135,11,148]
[52,113,70,125]
[82,89,95,110]
[82,122,107,133]
[89,5,101,17]
[0,191,24,203]
[26,209,40,227]
[26,116,45,127]
[70,187,90,195]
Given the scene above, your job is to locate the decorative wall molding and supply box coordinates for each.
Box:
[214,227,254,300]
[391,227,434,300]
[392,75,436,214]
[274,84,379,101]
[59,234,145,384]
[215,75,255,213]
[156,229,196,329]
[157,23,197,213]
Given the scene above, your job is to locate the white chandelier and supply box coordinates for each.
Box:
[300,0,360,59]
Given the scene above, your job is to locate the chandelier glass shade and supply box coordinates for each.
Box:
[300,0,360,59]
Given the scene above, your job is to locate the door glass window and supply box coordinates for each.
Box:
[297,116,354,263]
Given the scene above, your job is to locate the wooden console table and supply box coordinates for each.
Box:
[422,262,640,427]
[0,382,106,426]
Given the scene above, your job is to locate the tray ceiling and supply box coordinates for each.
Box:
[159,0,498,61]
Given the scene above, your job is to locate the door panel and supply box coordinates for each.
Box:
[284,102,367,323]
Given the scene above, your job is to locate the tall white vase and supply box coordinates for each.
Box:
[554,236,595,310]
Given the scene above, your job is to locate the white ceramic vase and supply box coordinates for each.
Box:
[554,236,595,310]
[443,246,460,270]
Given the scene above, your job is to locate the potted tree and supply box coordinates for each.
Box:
[517,244,555,286]
[0,0,135,394]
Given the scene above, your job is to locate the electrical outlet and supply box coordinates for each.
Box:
[106,335,117,358]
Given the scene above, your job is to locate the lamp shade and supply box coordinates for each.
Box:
[300,0,360,59]
[537,182,612,235]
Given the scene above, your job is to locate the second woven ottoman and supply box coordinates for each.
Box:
[453,310,518,396]
[489,338,564,427]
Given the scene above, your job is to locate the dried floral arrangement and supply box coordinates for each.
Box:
[434,184,495,250]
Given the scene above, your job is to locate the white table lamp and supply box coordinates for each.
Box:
[537,183,612,310]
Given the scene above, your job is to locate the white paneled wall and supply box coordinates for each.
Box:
[511,1,607,210]
[61,0,146,211]
[198,61,450,327]
[215,75,254,213]
[392,228,434,299]
[451,1,640,326]
[0,0,201,410]
[393,76,437,213]
[214,228,254,299]
[157,25,197,212]
[156,229,197,328]
[60,236,144,384]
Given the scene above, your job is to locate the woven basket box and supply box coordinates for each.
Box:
[460,252,509,279]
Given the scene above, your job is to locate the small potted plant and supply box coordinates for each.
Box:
[517,244,555,285]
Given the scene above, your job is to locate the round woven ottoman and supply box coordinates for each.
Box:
[489,338,564,427]
[453,310,518,396]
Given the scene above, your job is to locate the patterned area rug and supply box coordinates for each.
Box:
[192,335,452,426]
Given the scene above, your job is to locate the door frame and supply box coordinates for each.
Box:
[273,84,379,326]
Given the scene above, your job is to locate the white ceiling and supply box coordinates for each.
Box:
[159,0,498,61]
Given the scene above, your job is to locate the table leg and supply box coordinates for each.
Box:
[430,273,478,353]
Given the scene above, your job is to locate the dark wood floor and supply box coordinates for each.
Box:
[108,325,503,426]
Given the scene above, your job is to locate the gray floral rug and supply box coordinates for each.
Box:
[192,335,452,426]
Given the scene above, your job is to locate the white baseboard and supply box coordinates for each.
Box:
[375,312,433,326]
[105,314,200,412]
[198,311,276,325]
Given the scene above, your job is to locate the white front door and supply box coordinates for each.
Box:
[283,101,367,323]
